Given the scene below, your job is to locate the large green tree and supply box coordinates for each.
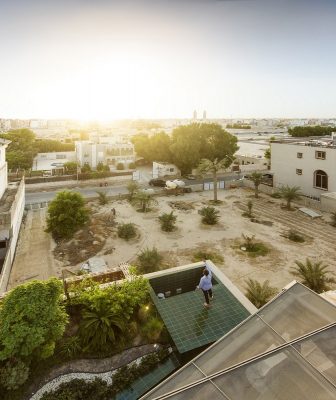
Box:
[46,191,89,238]
[171,123,238,174]
[132,132,172,163]
[0,278,68,361]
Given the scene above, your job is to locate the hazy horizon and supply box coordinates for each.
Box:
[1,0,336,121]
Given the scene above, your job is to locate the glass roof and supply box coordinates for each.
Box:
[142,283,336,399]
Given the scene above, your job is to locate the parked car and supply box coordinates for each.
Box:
[149,178,166,187]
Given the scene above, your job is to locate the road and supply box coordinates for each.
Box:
[25,173,243,205]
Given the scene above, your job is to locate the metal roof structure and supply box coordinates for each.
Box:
[142,281,336,400]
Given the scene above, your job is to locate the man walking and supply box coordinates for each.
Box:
[197,260,213,308]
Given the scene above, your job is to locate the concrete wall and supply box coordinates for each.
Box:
[0,238,13,294]
[271,142,336,198]
[320,194,336,212]
[242,179,274,195]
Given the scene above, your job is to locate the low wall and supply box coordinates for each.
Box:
[0,238,13,294]
[320,195,336,213]
[242,179,274,195]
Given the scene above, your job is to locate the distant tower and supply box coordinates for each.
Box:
[203,110,207,120]
[193,110,197,120]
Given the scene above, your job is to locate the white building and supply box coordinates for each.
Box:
[75,141,135,170]
[271,136,336,205]
[152,162,181,178]
[234,141,269,172]
[0,139,25,294]
[32,151,76,173]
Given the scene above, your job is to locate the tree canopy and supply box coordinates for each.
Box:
[46,191,89,238]
[288,126,334,137]
[0,278,68,361]
[132,123,238,175]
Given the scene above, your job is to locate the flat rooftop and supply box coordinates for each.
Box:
[272,136,336,149]
[148,264,252,354]
[0,184,20,214]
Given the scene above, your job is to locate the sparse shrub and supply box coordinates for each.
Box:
[137,247,163,274]
[283,229,305,243]
[118,223,137,240]
[242,200,253,218]
[128,162,136,169]
[241,234,269,257]
[127,181,139,200]
[245,279,278,308]
[96,191,108,205]
[141,317,164,342]
[331,212,336,227]
[116,162,125,170]
[199,206,220,225]
[159,211,177,232]
[133,192,157,212]
[193,250,224,264]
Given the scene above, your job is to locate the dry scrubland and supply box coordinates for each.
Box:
[9,188,336,292]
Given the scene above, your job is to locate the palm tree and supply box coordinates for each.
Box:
[80,301,126,352]
[291,259,336,294]
[133,192,157,212]
[159,211,177,232]
[197,158,230,202]
[279,185,301,210]
[249,172,263,198]
[245,278,277,308]
[127,181,139,201]
[199,206,220,225]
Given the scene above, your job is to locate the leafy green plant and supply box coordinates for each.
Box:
[141,317,164,342]
[0,359,30,390]
[137,247,163,274]
[199,206,220,225]
[245,279,278,308]
[79,300,126,352]
[97,191,108,205]
[278,185,301,210]
[59,336,82,359]
[291,259,336,293]
[81,163,92,173]
[158,211,177,232]
[46,191,89,239]
[0,278,68,362]
[118,223,137,240]
[116,162,125,170]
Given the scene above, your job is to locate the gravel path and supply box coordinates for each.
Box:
[27,344,161,400]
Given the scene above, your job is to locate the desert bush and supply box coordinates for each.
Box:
[158,211,177,232]
[283,229,305,243]
[118,223,137,240]
[242,200,253,218]
[199,206,220,225]
[137,247,163,274]
[116,162,125,170]
[127,181,139,200]
[128,162,136,169]
[241,234,269,257]
[270,192,282,198]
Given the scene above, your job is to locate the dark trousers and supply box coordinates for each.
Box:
[202,288,213,304]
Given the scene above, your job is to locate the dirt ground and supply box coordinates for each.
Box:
[8,188,336,293]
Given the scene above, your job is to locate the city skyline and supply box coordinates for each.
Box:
[1,0,336,120]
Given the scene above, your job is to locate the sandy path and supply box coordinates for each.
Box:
[8,209,61,289]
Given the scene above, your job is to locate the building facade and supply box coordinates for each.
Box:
[271,137,336,200]
[75,140,135,170]
[0,139,25,294]
[152,162,181,178]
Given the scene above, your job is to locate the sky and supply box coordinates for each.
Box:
[0,0,336,120]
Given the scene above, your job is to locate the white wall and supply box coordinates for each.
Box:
[153,162,180,178]
[271,142,336,198]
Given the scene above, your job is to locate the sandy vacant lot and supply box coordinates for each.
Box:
[9,188,336,293]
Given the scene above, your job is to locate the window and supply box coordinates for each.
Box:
[169,168,174,172]
[314,170,328,190]
[315,151,326,160]
[297,152,303,158]
[296,169,302,175]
